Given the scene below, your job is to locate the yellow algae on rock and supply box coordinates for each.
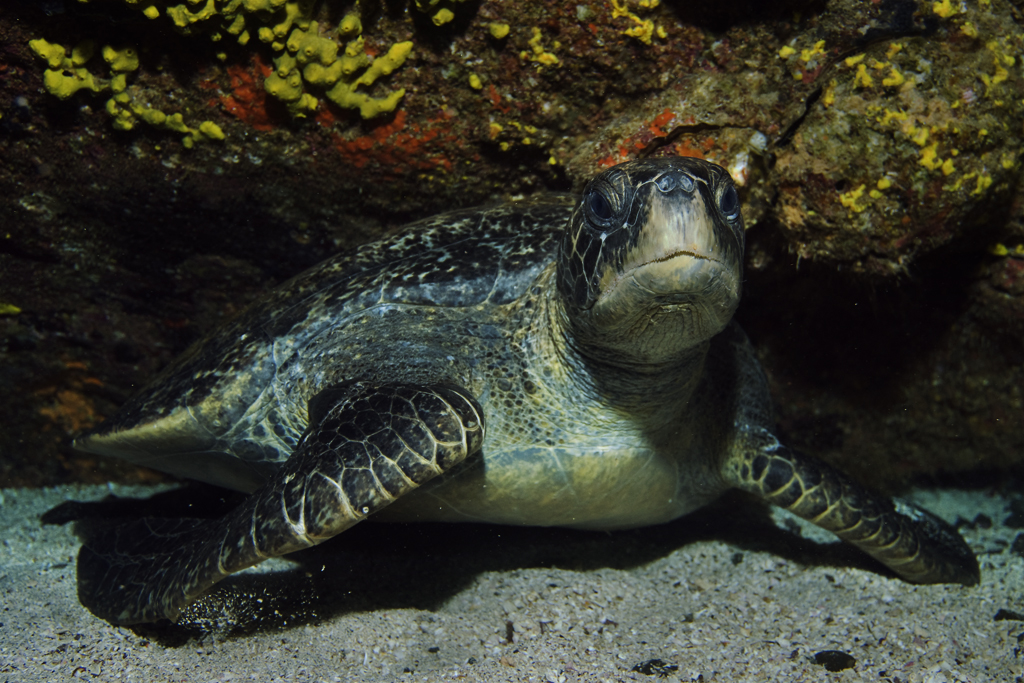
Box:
[71,41,96,67]
[432,9,454,26]
[102,45,139,72]
[800,40,826,63]
[106,97,135,130]
[839,184,868,213]
[303,62,343,87]
[853,63,874,88]
[609,0,658,45]
[325,40,412,119]
[819,80,837,106]
[522,27,559,66]
[263,35,321,115]
[989,243,1024,257]
[265,57,305,102]
[489,22,510,40]
[287,23,338,66]
[624,19,655,45]
[882,67,905,87]
[31,38,107,99]
[932,0,957,18]
[43,68,103,99]
[250,10,412,118]
[412,0,471,25]
[264,0,312,44]
[339,37,371,77]
[197,121,225,140]
[31,0,413,122]
[919,142,944,170]
[29,38,67,69]
[29,33,222,142]
[972,173,993,195]
[166,0,218,30]
[163,112,191,134]
[978,40,1013,96]
[339,13,361,37]
[137,108,167,126]
[242,0,289,12]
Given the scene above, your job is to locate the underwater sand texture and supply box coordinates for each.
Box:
[0,484,1020,682]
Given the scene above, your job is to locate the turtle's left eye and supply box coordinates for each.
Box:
[718,185,740,219]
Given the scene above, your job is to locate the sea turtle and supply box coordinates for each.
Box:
[74,156,979,625]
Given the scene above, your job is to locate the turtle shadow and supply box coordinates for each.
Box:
[46,483,891,644]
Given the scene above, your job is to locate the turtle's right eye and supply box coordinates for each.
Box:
[582,170,630,230]
[587,190,614,222]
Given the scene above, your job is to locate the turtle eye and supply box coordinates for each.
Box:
[718,185,740,219]
[582,171,629,228]
[587,189,615,223]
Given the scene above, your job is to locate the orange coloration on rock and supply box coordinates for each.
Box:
[672,139,707,159]
[597,109,683,167]
[648,108,676,137]
[220,55,276,132]
[487,84,510,113]
[801,65,824,84]
[332,110,459,174]
[315,106,338,128]
[38,390,99,434]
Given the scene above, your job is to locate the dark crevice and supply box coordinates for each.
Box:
[773,86,822,149]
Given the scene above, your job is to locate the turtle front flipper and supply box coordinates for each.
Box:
[77,382,484,624]
[722,427,979,586]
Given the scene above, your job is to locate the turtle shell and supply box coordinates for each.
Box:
[75,201,574,492]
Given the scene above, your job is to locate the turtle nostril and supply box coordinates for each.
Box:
[657,174,695,194]
[655,175,676,193]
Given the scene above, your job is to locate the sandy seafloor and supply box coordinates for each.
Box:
[0,483,1021,683]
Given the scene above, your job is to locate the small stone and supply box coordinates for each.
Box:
[632,659,679,676]
[1004,499,1024,528]
[1010,533,1024,558]
[994,609,1024,621]
[812,650,856,672]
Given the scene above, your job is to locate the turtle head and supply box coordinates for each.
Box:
[557,156,745,367]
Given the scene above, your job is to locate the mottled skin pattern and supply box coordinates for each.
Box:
[74,157,979,625]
